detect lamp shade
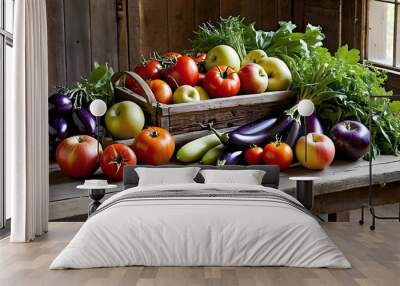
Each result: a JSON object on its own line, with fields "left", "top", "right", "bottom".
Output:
{"left": 89, "top": 99, "right": 107, "bottom": 117}
{"left": 298, "top": 99, "right": 315, "bottom": 117}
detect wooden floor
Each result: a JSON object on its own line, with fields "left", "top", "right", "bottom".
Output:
{"left": 1, "top": 222, "right": 400, "bottom": 286}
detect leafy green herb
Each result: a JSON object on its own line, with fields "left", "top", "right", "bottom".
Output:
{"left": 283, "top": 43, "right": 400, "bottom": 155}
{"left": 328, "top": 47, "right": 399, "bottom": 155}
{"left": 285, "top": 47, "right": 340, "bottom": 120}
{"left": 192, "top": 18, "right": 324, "bottom": 64}
{"left": 287, "top": 44, "right": 399, "bottom": 155}
{"left": 265, "top": 22, "right": 324, "bottom": 61}
{"left": 192, "top": 16, "right": 249, "bottom": 60}
{"left": 61, "top": 63, "right": 114, "bottom": 110}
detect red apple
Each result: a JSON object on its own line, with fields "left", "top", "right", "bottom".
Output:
{"left": 56, "top": 135, "right": 101, "bottom": 178}
{"left": 295, "top": 133, "right": 335, "bottom": 170}
{"left": 238, "top": 63, "right": 268, "bottom": 94}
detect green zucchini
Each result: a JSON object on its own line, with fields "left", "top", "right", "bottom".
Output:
{"left": 200, "top": 144, "right": 225, "bottom": 165}
{"left": 176, "top": 134, "right": 221, "bottom": 163}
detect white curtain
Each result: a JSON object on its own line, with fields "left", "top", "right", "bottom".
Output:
{"left": 7, "top": 0, "right": 49, "bottom": 242}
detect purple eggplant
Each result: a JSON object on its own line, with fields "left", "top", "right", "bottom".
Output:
{"left": 306, "top": 113, "right": 324, "bottom": 134}
{"left": 329, "top": 120, "right": 370, "bottom": 161}
{"left": 72, "top": 108, "right": 96, "bottom": 135}
{"left": 232, "top": 116, "right": 278, "bottom": 135}
{"left": 231, "top": 115, "right": 293, "bottom": 146}
{"left": 228, "top": 132, "right": 273, "bottom": 147}
{"left": 49, "top": 115, "right": 68, "bottom": 141}
{"left": 49, "top": 93, "right": 72, "bottom": 114}
{"left": 218, "top": 150, "right": 243, "bottom": 165}
{"left": 203, "top": 115, "right": 293, "bottom": 148}
{"left": 284, "top": 121, "right": 301, "bottom": 148}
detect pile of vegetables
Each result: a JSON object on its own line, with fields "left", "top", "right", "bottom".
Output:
{"left": 52, "top": 16, "right": 400, "bottom": 181}
{"left": 193, "top": 17, "right": 400, "bottom": 156}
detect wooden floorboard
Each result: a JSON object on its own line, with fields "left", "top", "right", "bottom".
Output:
{"left": 1, "top": 222, "right": 400, "bottom": 286}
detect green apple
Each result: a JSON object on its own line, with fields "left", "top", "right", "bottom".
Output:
{"left": 241, "top": 49, "right": 268, "bottom": 66}
{"left": 173, "top": 85, "right": 201, "bottom": 104}
{"left": 258, "top": 57, "right": 292, "bottom": 91}
{"left": 105, "top": 101, "right": 145, "bottom": 139}
{"left": 194, "top": 86, "right": 209, "bottom": 100}
{"left": 205, "top": 45, "right": 241, "bottom": 72}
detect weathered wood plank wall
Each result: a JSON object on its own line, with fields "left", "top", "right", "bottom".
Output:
{"left": 293, "top": 0, "right": 366, "bottom": 57}
{"left": 46, "top": 0, "right": 292, "bottom": 93}
{"left": 46, "top": 0, "right": 363, "bottom": 93}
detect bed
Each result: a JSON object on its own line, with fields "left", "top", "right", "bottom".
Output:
{"left": 50, "top": 165, "right": 350, "bottom": 269}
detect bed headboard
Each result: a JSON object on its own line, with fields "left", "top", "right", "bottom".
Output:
{"left": 123, "top": 165, "right": 280, "bottom": 189}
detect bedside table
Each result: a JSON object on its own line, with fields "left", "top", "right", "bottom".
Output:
{"left": 289, "top": 177, "right": 320, "bottom": 210}
{"left": 77, "top": 182, "right": 117, "bottom": 216}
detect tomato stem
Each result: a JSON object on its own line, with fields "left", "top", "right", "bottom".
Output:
{"left": 115, "top": 154, "right": 124, "bottom": 165}
{"left": 216, "top": 65, "right": 223, "bottom": 77}
{"left": 149, "top": 130, "right": 160, "bottom": 138}
{"left": 140, "top": 55, "right": 148, "bottom": 66}
{"left": 273, "top": 135, "right": 282, "bottom": 147}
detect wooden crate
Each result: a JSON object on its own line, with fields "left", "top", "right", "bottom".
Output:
{"left": 112, "top": 71, "right": 296, "bottom": 144}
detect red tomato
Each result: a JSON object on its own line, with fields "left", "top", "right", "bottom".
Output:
{"left": 125, "top": 76, "right": 145, "bottom": 96}
{"left": 263, "top": 141, "right": 293, "bottom": 171}
{"left": 134, "top": 59, "right": 162, "bottom": 80}
{"left": 56, "top": 135, "right": 100, "bottom": 178}
{"left": 203, "top": 65, "right": 240, "bottom": 98}
{"left": 100, "top": 144, "right": 137, "bottom": 180}
{"left": 244, "top": 145, "right": 264, "bottom": 165}
{"left": 164, "top": 51, "right": 182, "bottom": 59}
{"left": 149, "top": 79, "right": 173, "bottom": 104}
{"left": 132, "top": 127, "right": 175, "bottom": 165}
{"left": 164, "top": 56, "right": 199, "bottom": 89}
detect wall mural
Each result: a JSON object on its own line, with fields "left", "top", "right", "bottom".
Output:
{"left": 49, "top": 18, "right": 398, "bottom": 213}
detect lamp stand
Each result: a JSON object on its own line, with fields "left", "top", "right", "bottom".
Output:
{"left": 304, "top": 116, "right": 308, "bottom": 162}
{"left": 359, "top": 94, "right": 400, "bottom": 230}
{"left": 96, "top": 116, "right": 101, "bottom": 162}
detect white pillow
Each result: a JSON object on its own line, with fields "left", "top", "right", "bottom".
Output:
{"left": 136, "top": 167, "right": 200, "bottom": 186}
{"left": 200, "top": 169, "right": 266, "bottom": 185}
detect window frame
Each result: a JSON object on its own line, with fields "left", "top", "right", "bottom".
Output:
{"left": 365, "top": 0, "right": 400, "bottom": 71}
{"left": 0, "top": 0, "right": 13, "bottom": 230}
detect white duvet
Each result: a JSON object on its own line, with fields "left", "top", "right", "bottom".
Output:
{"left": 50, "top": 183, "right": 350, "bottom": 269}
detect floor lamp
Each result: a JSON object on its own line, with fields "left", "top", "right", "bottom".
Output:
{"left": 289, "top": 100, "right": 319, "bottom": 211}
{"left": 359, "top": 94, "right": 400, "bottom": 230}
{"left": 89, "top": 99, "right": 107, "bottom": 159}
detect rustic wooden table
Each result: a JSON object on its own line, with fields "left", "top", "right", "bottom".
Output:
{"left": 49, "top": 155, "right": 400, "bottom": 221}
{"left": 281, "top": 155, "right": 400, "bottom": 221}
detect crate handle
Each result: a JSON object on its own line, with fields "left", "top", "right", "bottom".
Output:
{"left": 111, "top": 70, "right": 158, "bottom": 108}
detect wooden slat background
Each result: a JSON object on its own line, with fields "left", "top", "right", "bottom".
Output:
{"left": 46, "top": 0, "right": 363, "bottom": 93}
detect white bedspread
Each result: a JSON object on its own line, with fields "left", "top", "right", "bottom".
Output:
{"left": 50, "top": 183, "right": 350, "bottom": 269}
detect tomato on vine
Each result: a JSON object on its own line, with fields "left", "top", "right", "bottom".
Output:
{"left": 134, "top": 59, "right": 162, "bottom": 80}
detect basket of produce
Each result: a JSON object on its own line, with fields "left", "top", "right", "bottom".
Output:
{"left": 111, "top": 17, "right": 299, "bottom": 144}
{"left": 112, "top": 67, "right": 295, "bottom": 144}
